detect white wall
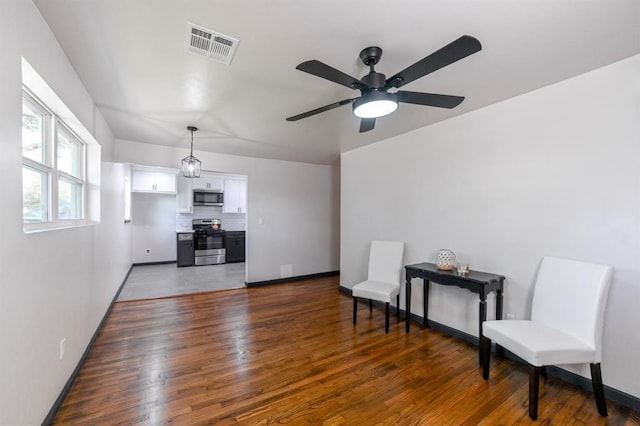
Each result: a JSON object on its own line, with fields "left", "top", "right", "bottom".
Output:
{"left": 341, "top": 54, "right": 640, "bottom": 398}
{"left": 0, "top": 1, "right": 132, "bottom": 424}
{"left": 116, "top": 140, "right": 340, "bottom": 282}
{"left": 132, "top": 193, "right": 179, "bottom": 263}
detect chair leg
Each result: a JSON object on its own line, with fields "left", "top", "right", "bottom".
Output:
{"left": 369, "top": 299, "right": 373, "bottom": 313}
{"left": 481, "top": 337, "right": 491, "bottom": 380}
{"left": 384, "top": 302, "right": 390, "bottom": 333}
{"left": 396, "top": 294, "right": 400, "bottom": 321}
{"left": 590, "top": 363, "right": 608, "bottom": 417}
{"left": 529, "top": 365, "right": 541, "bottom": 420}
{"left": 353, "top": 297, "right": 357, "bottom": 325}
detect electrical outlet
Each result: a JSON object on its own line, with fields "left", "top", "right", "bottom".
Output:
{"left": 280, "top": 264, "right": 293, "bottom": 278}
{"left": 506, "top": 313, "right": 516, "bottom": 320}
{"left": 59, "top": 338, "right": 66, "bottom": 361}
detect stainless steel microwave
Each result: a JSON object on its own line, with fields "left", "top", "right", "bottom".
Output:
{"left": 193, "top": 190, "right": 224, "bottom": 206}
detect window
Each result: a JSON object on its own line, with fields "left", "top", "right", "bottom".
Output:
{"left": 22, "top": 90, "right": 86, "bottom": 227}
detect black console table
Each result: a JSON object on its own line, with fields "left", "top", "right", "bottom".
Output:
{"left": 404, "top": 262, "right": 505, "bottom": 365}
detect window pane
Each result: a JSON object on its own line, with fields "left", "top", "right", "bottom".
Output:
{"left": 57, "top": 127, "right": 82, "bottom": 178}
{"left": 22, "top": 99, "right": 46, "bottom": 163}
{"left": 58, "top": 178, "right": 83, "bottom": 220}
{"left": 23, "top": 166, "right": 48, "bottom": 222}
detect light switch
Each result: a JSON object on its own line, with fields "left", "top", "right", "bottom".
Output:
{"left": 59, "top": 338, "right": 66, "bottom": 361}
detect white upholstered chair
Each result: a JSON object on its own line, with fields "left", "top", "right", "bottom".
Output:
{"left": 352, "top": 240, "right": 405, "bottom": 333}
{"left": 481, "top": 256, "right": 613, "bottom": 420}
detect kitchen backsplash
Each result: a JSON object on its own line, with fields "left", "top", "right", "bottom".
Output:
{"left": 176, "top": 205, "right": 246, "bottom": 231}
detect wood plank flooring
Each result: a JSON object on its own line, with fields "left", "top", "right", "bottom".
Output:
{"left": 53, "top": 276, "right": 639, "bottom": 425}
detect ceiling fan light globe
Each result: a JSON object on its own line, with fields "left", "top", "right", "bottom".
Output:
{"left": 353, "top": 99, "right": 398, "bottom": 118}
{"left": 353, "top": 92, "right": 398, "bottom": 119}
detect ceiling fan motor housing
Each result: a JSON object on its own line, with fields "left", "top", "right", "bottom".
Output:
{"left": 361, "top": 72, "right": 386, "bottom": 89}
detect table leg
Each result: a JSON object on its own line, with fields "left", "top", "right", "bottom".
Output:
{"left": 479, "top": 295, "right": 487, "bottom": 366}
{"left": 405, "top": 276, "right": 412, "bottom": 332}
{"left": 423, "top": 279, "right": 430, "bottom": 328}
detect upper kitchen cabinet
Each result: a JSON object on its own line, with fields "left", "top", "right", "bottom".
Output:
{"left": 192, "top": 173, "right": 223, "bottom": 191}
{"left": 132, "top": 167, "right": 176, "bottom": 193}
{"left": 222, "top": 179, "right": 247, "bottom": 213}
{"left": 176, "top": 174, "right": 194, "bottom": 214}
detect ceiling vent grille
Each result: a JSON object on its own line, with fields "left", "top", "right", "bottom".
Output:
{"left": 185, "top": 22, "right": 239, "bottom": 65}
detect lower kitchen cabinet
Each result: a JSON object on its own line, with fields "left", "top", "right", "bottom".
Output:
{"left": 225, "top": 231, "right": 245, "bottom": 263}
{"left": 176, "top": 232, "right": 195, "bottom": 267}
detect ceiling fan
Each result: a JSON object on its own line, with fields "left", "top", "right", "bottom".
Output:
{"left": 286, "top": 35, "right": 482, "bottom": 133}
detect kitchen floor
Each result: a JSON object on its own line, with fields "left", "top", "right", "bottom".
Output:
{"left": 117, "top": 262, "right": 246, "bottom": 301}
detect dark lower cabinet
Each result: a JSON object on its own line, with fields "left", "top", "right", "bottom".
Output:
{"left": 177, "top": 233, "right": 195, "bottom": 267}
{"left": 225, "top": 231, "right": 245, "bottom": 263}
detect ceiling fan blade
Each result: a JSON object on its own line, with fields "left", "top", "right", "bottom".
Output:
{"left": 396, "top": 91, "right": 465, "bottom": 109}
{"left": 385, "top": 35, "right": 481, "bottom": 89}
{"left": 296, "top": 60, "right": 366, "bottom": 90}
{"left": 359, "top": 118, "right": 376, "bottom": 133}
{"left": 286, "top": 98, "right": 357, "bottom": 121}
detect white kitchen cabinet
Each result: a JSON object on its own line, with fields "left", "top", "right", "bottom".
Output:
{"left": 192, "top": 174, "right": 223, "bottom": 191}
{"left": 132, "top": 168, "right": 176, "bottom": 193}
{"left": 222, "top": 179, "right": 247, "bottom": 213}
{"left": 176, "top": 174, "right": 194, "bottom": 213}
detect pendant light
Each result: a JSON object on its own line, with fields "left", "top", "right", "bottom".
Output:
{"left": 182, "top": 126, "right": 201, "bottom": 178}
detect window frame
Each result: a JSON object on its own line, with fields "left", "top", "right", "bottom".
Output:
{"left": 22, "top": 88, "right": 88, "bottom": 231}
{"left": 22, "top": 163, "right": 50, "bottom": 223}
{"left": 21, "top": 91, "right": 51, "bottom": 165}
{"left": 55, "top": 119, "right": 86, "bottom": 221}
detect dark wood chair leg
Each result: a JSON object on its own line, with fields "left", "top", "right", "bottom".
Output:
{"left": 384, "top": 302, "right": 390, "bottom": 333}
{"left": 481, "top": 337, "right": 491, "bottom": 380}
{"left": 590, "top": 363, "right": 608, "bottom": 416}
{"left": 353, "top": 297, "right": 357, "bottom": 325}
{"left": 529, "top": 365, "right": 541, "bottom": 420}
{"left": 396, "top": 294, "right": 400, "bottom": 321}
{"left": 369, "top": 299, "right": 373, "bottom": 313}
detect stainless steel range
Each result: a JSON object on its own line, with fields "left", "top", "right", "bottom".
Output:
{"left": 192, "top": 219, "right": 226, "bottom": 266}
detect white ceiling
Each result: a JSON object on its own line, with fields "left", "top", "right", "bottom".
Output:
{"left": 34, "top": 0, "right": 640, "bottom": 165}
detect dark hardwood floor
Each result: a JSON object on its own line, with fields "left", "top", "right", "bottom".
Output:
{"left": 53, "top": 276, "right": 639, "bottom": 424}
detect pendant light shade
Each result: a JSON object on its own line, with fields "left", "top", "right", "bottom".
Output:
{"left": 182, "top": 126, "right": 201, "bottom": 178}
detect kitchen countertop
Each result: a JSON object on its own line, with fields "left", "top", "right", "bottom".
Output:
{"left": 176, "top": 229, "right": 245, "bottom": 233}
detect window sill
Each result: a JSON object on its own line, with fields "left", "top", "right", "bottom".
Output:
{"left": 23, "top": 220, "right": 98, "bottom": 234}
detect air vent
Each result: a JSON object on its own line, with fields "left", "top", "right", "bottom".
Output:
{"left": 185, "top": 22, "right": 239, "bottom": 65}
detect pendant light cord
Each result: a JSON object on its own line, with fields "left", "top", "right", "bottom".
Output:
{"left": 187, "top": 125, "right": 198, "bottom": 156}
{"left": 190, "top": 128, "right": 194, "bottom": 156}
